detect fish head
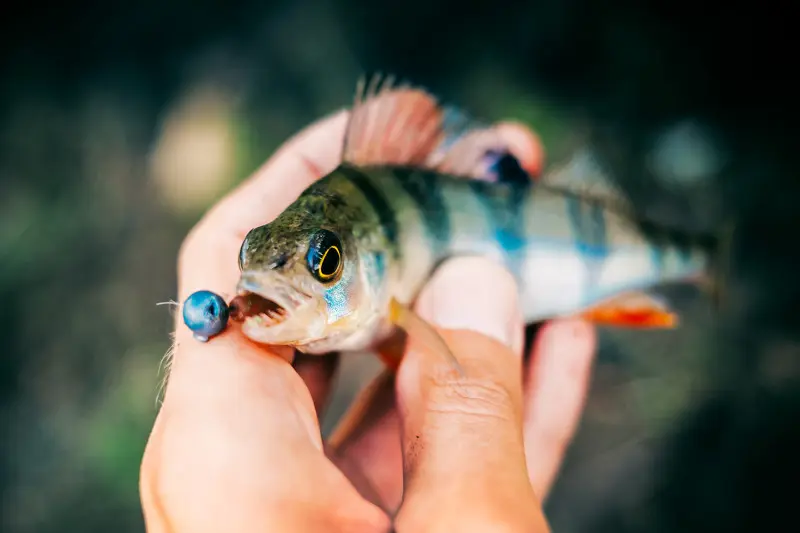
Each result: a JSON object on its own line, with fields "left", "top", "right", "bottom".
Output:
{"left": 233, "top": 190, "right": 389, "bottom": 353}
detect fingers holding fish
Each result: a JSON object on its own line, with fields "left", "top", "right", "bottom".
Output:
{"left": 139, "top": 332, "right": 390, "bottom": 532}
{"left": 140, "top": 68, "right": 725, "bottom": 533}
{"left": 495, "top": 121, "right": 546, "bottom": 177}
{"left": 523, "top": 318, "right": 596, "bottom": 499}
{"left": 314, "top": 300, "right": 596, "bottom": 521}
{"left": 393, "top": 258, "right": 548, "bottom": 532}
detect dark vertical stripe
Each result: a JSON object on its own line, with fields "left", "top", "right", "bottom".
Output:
{"left": 588, "top": 203, "right": 610, "bottom": 298}
{"left": 565, "top": 195, "right": 610, "bottom": 300}
{"left": 590, "top": 203, "right": 608, "bottom": 255}
{"left": 390, "top": 168, "right": 451, "bottom": 248}
{"left": 467, "top": 179, "right": 530, "bottom": 279}
{"left": 640, "top": 220, "right": 694, "bottom": 268}
{"left": 565, "top": 196, "right": 609, "bottom": 258}
{"left": 338, "top": 165, "right": 400, "bottom": 257}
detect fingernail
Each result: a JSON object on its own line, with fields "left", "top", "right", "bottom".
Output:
{"left": 416, "top": 257, "right": 520, "bottom": 349}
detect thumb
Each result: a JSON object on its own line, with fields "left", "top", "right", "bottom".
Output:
{"left": 394, "top": 257, "right": 548, "bottom": 532}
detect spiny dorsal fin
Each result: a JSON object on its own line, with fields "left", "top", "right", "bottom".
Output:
{"left": 540, "top": 149, "right": 632, "bottom": 212}
{"left": 341, "top": 73, "right": 529, "bottom": 183}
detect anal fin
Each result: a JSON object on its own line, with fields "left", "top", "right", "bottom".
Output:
{"left": 577, "top": 291, "right": 679, "bottom": 329}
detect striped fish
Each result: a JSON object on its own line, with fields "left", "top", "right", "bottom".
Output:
{"left": 230, "top": 75, "right": 722, "bottom": 361}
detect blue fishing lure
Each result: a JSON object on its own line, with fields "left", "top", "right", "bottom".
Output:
{"left": 182, "top": 290, "right": 230, "bottom": 342}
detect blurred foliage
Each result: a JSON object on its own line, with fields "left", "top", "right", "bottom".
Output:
{"left": 1, "top": 1, "right": 798, "bottom": 532}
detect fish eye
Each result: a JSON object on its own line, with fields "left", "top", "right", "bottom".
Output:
{"left": 306, "top": 229, "right": 343, "bottom": 282}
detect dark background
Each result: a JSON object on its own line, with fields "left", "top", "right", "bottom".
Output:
{"left": 2, "top": 1, "right": 798, "bottom": 531}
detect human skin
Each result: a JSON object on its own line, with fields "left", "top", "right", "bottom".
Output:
{"left": 139, "top": 109, "right": 597, "bottom": 532}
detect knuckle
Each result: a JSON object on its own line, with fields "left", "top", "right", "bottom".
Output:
{"left": 426, "top": 376, "right": 517, "bottom": 421}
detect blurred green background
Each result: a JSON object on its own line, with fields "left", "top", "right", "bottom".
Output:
{"left": 2, "top": 1, "right": 798, "bottom": 532}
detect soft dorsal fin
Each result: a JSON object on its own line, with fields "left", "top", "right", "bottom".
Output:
{"left": 341, "top": 73, "right": 530, "bottom": 183}
{"left": 540, "top": 149, "right": 632, "bottom": 211}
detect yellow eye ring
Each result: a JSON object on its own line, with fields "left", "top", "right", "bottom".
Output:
{"left": 316, "top": 245, "right": 342, "bottom": 280}
{"left": 306, "top": 229, "right": 344, "bottom": 282}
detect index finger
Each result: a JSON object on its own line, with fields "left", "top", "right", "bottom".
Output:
{"left": 394, "top": 258, "right": 549, "bottom": 532}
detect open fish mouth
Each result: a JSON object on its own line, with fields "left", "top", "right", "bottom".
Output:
{"left": 229, "top": 292, "right": 289, "bottom": 328}
{"left": 231, "top": 270, "right": 318, "bottom": 338}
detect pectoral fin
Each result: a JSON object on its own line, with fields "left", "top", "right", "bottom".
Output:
{"left": 577, "top": 291, "right": 679, "bottom": 328}
{"left": 388, "top": 297, "right": 465, "bottom": 375}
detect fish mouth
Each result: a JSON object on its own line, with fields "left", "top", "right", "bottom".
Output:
{"left": 229, "top": 292, "right": 289, "bottom": 328}
{"left": 232, "top": 271, "right": 323, "bottom": 344}
{"left": 232, "top": 271, "right": 308, "bottom": 325}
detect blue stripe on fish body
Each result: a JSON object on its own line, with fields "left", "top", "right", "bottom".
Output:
{"left": 565, "top": 196, "right": 611, "bottom": 259}
{"left": 495, "top": 226, "right": 527, "bottom": 256}
{"left": 588, "top": 203, "right": 609, "bottom": 260}
{"left": 368, "top": 251, "right": 386, "bottom": 287}
{"left": 465, "top": 179, "right": 529, "bottom": 278}
{"left": 564, "top": 196, "right": 613, "bottom": 303}
{"left": 500, "top": 191, "right": 529, "bottom": 257}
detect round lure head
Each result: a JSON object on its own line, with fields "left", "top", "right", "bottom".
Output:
{"left": 182, "top": 290, "right": 230, "bottom": 342}
{"left": 233, "top": 192, "right": 389, "bottom": 354}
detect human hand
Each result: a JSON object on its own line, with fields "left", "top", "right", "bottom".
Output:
{"left": 139, "top": 109, "right": 597, "bottom": 532}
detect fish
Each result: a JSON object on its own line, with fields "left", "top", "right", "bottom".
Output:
{"left": 229, "top": 74, "right": 726, "bottom": 366}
